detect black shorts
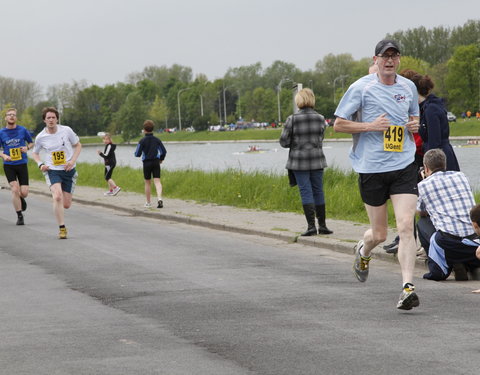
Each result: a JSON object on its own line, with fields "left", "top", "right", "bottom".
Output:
{"left": 3, "top": 163, "right": 29, "bottom": 185}
{"left": 104, "top": 164, "right": 116, "bottom": 180}
{"left": 143, "top": 159, "right": 161, "bottom": 180}
{"left": 358, "top": 162, "right": 418, "bottom": 207}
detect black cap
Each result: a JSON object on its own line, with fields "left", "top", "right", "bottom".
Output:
{"left": 375, "top": 40, "right": 400, "bottom": 55}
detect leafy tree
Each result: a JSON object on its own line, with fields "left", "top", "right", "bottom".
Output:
{"left": 18, "top": 111, "right": 35, "bottom": 131}
{"left": 398, "top": 56, "right": 431, "bottom": 74}
{"left": 136, "top": 79, "right": 159, "bottom": 104}
{"left": 224, "top": 62, "right": 264, "bottom": 93}
{"left": 0, "top": 76, "right": 42, "bottom": 113}
{"left": 114, "top": 91, "right": 147, "bottom": 142}
{"left": 445, "top": 44, "right": 480, "bottom": 113}
{"left": 387, "top": 20, "right": 480, "bottom": 65}
{"left": 149, "top": 95, "right": 169, "bottom": 129}
{"left": 315, "top": 53, "right": 355, "bottom": 85}
{"left": 242, "top": 87, "right": 276, "bottom": 122}
{"left": 263, "top": 60, "right": 301, "bottom": 90}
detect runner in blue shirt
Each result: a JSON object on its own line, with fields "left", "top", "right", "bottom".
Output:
{"left": 0, "top": 108, "right": 34, "bottom": 225}
{"left": 334, "top": 40, "right": 421, "bottom": 310}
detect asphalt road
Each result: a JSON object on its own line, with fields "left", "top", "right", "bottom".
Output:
{"left": 1, "top": 189, "right": 479, "bottom": 375}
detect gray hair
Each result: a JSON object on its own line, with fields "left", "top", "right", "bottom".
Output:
{"left": 423, "top": 149, "right": 446, "bottom": 172}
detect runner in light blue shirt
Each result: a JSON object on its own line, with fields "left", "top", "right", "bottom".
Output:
{"left": 335, "top": 73, "right": 419, "bottom": 173}
{"left": 334, "top": 39, "right": 421, "bottom": 311}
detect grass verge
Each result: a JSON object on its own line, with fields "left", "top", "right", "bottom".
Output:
{"left": 5, "top": 161, "right": 477, "bottom": 227}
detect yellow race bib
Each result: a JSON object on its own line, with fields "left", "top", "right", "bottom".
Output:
{"left": 383, "top": 125, "right": 405, "bottom": 152}
{"left": 9, "top": 147, "right": 22, "bottom": 161}
{"left": 51, "top": 151, "right": 66, "bottom": 166}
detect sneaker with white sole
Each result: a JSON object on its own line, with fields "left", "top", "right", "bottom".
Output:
{"left": 58, "top": 227, "right": 67, "bottom": 239}
{"left": 104, "top": 191, "right": 113, "bottom": 196}
{"left": 112, "top": 186, "right": 121, "bottom": 196}
{"left": 397, "top": 284, "right": 420, "bottom": 310}
{"left": 353, "top": 240, "right": 370, "bottom": 282}
{"left": 144, "top": 202, "right": 152, "bottom": 208}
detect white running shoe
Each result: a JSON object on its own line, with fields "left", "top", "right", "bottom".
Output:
{"left": 144, "top": 202, "right": 152, "bottom": 208}
{"left": 104, "top": 191, "right": 113, "bottom": 196}
{"left": 112, "top": 186, "right": 121, "bottom": 196}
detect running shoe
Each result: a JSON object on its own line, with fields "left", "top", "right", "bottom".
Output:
{"left": 104, "top": 190, "right": 113, "bottom": 196}
{"left": 59, "top": 227, "right": 67, "bottom": 239}
{"left": 20, "top": 196, "right": 27, "bottom": 211}
{"left": 144, "top": 202, "right": 152, "bottom": 208}
{"left": 397, "top": 284, "right": 420, "bottom": 310}
{"left": 383, "top": 238, "right": 399, "bottom": 253}
{"left": 16, "top": 216, "right": 24, "bottom": 225}
{"left": 353, "top": 240, "right": 370, "bottom": 282}
{"left": 157, "top": 199, "right": 163, "bottom": 208}
{"left": 112, "top": 186, "right": 121, "bottom": 196}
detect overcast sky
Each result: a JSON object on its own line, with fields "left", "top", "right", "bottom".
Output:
{"left": 2, "top": 0, "right": 478, "bottom": 90}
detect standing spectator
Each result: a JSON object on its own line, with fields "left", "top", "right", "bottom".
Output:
{"left": 461, "top": 112, "right": 466, "bottom": 121}
{"left": 280, "top": 88, "right": 333, "bottom": 236}
{"left": 32, "top": 107, "right": 82, "bottom": 239}
{"left": 476, "top": 111, "right": 480, "bottom": 121}
{"left": 466, "top": 110, "right": 472, "bottom": 119}
{"left": 402, "top": 71, "right": 460, "bottom": 171}
{"left": 134, "top": 120, "right": 167, "bottom": 208}
{"left": 0, "top": 108, "right": 34, "bottom": 225}
{"left": 97, "top": 133, "right": 121, "bottom": 196}
{"left": 334, "top": 39, "right": 421, "bottom": 310}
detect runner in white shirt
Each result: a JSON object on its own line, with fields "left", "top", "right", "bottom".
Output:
{"left": 32, "top": 107, "right": 82, "bottom": 239}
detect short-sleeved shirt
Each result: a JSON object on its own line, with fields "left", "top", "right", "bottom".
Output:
{"left": 334, "top": 73, "right": 419, "bottom": 173}
{"left": 0, "top": 125, "right": 33, "bottom": 165}
{"left": 417, "top": 171, "right": 475, "bottom": 237}
{"left": 33, "top": 125, "right": 80, "bottom": 170}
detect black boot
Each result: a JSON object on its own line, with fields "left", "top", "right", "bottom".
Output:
{"left": 301, "top": 204, "right": 317, "bottom": 236}
{"left": 315, "top": 204, "right": 333, "bottom": 235}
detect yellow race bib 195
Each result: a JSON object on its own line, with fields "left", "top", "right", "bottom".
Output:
{"left": 383, "top": 125, "right": 404, "bottom": 152}
{"left": 51, "top": 151, "right": 66, "bottom": 166}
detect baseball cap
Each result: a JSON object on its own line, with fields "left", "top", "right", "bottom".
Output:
{"left": 375, "top": 40, "right": 400, "bottom": 56}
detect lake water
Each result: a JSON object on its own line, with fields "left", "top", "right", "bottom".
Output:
{"left": 79, "top": 140, "right": 479, "bottom": 189}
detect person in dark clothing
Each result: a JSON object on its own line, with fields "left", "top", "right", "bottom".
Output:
{"left": 97, "top": 133, "right": 121, "bottom": 196}
{"left": 404, "top": 70, "right": 460, "bottom": 171}
{"left": 134, "top": 120, "right": 167, "bottom": 208}
{"left": 279, "top": 88, "right": 332, "bottom": 236}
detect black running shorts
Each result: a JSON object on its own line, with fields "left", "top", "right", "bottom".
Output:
{"left": 358, "top": 162, "right": 418, "bottom": 207}
{"left": 142, "top": 159, "right": 161, "bottom": 180}
{"left": 3, "top": 163, "right": 29, "bottom": 185}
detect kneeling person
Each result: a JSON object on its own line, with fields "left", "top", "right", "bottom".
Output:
{"left": 417, "top": 149, "right": 480, "bottom": 280}
{"left": 32, "top": 107, "right": 82, "bottom": 239}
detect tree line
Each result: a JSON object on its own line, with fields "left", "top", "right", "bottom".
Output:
{"left": 1, "top": 20, "right": 479, "bottom": 141}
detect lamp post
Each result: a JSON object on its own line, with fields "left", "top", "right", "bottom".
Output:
{"left": 236, "top": 89, "right": 242, "bottom": 120}
{"left": 199, "top": 81, "right": 208, "bottom": 117}
{"left": 277, "top": 78, "right": 291, "bottom": 124}
{"left": 333, "top": 75, "right": 348, "bottom": 104}
{"left": 223, "top": 84, "right": 228, "bottom": 125}
{"left": 177, "top": 87, "right": 191, "bottom": 131}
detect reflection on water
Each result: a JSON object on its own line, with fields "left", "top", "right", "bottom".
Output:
{"left": 79, "top": 140, "right": 479, "bottom": 189}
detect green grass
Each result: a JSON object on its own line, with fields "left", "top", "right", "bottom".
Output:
{"left": 449, "top": 119, "right": 480, "bottom": 137}
{"left": 7, "top": 161, "right": 479, "bottom": 227}
{"left": 23, "top": 161, "right": 370, "bottom": 222}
